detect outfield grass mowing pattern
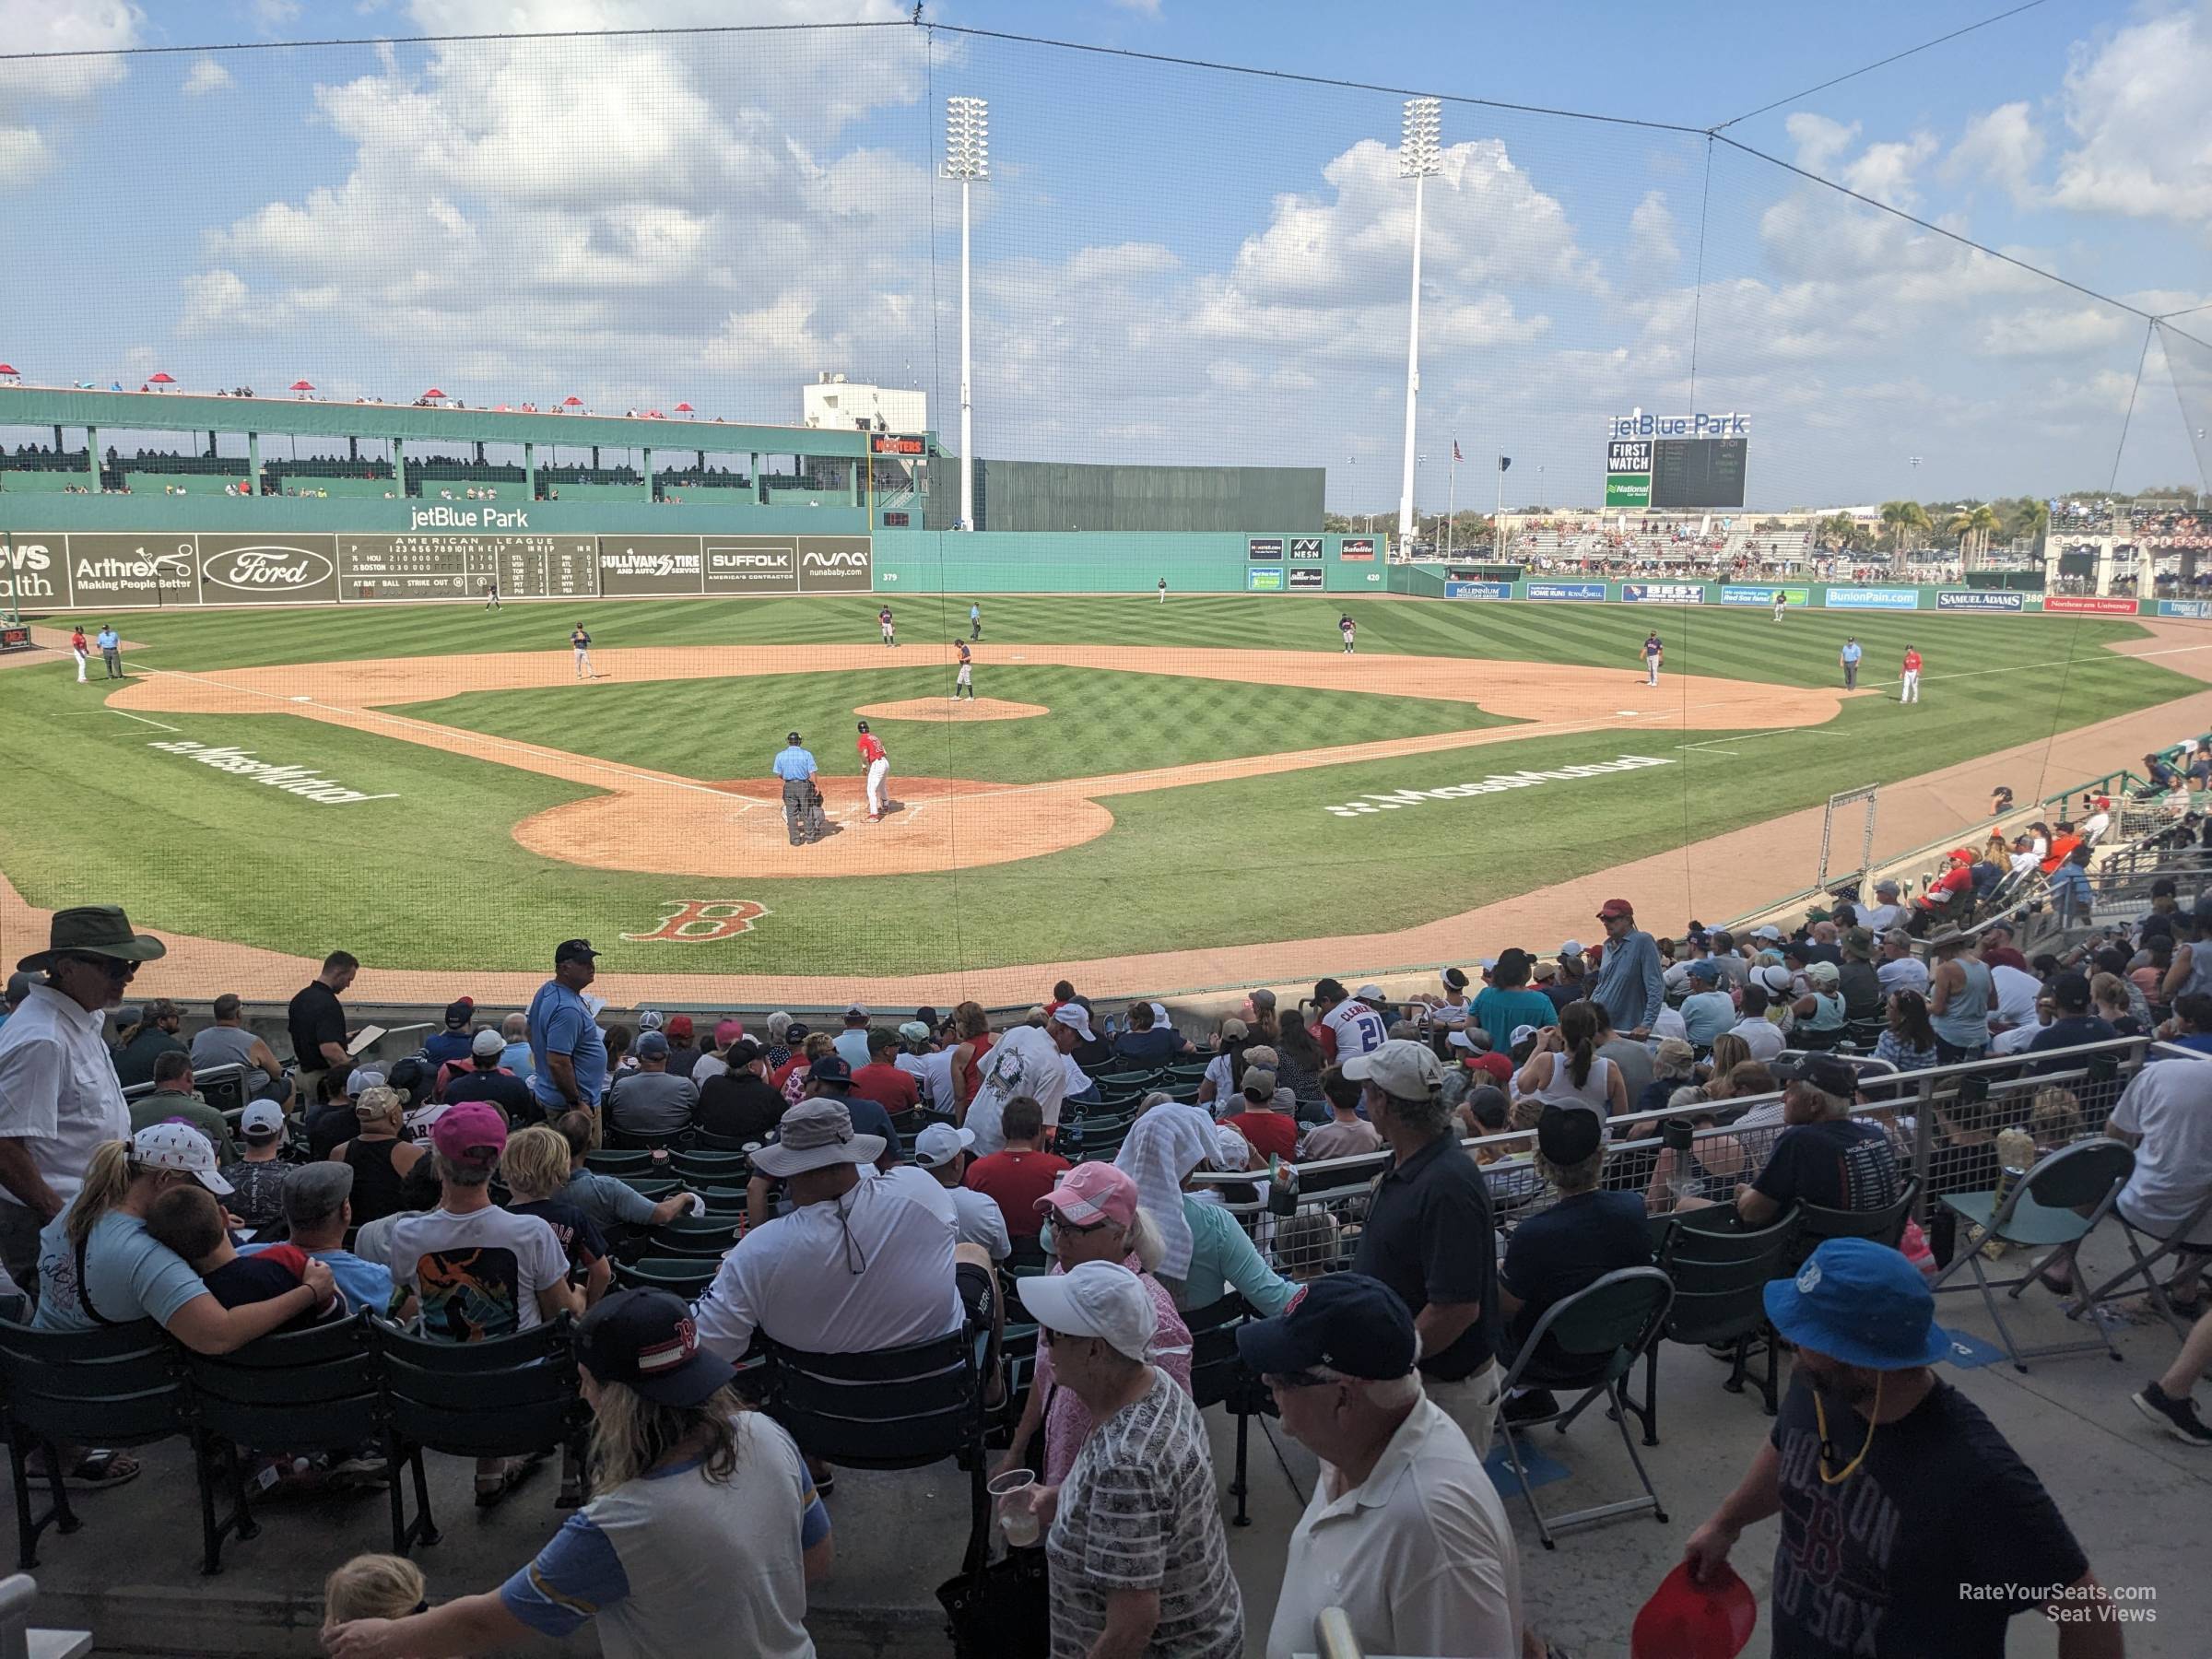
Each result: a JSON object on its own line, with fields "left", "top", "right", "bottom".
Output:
{"left": 3, "top": 595, "right": 2200, "bottom": 977}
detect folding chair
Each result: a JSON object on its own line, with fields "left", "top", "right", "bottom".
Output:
{"left": 1494, "top": 1266, "right": 1675, "bottom": 1549}
{"left": 1783, "top": 1178, "right": 1920, "bottom": 1275}
{"left": 376, "top": 1317, "right": 586, "bottom": 1554}
{"left": 1182, "top": 1295, "right": 1271, "bottom": 1526}
{"left": 0, "top": 1318, "right": 185, "bottom": 1570}
{"left": 1635, "top": 1208, "right": 1800, "bottom": 1442}
{"left": 181, "top": 1312, "right": 383, "bottom": 1573}
{"left": 2065, "top": 1186, "right": 2212, "bottom": 1340}
{"left": 764, "top": 1331, "right": 990, "bottom": 1575}
{"left": 1930, "top": 1139, "right": 2136, "bottom": 1370}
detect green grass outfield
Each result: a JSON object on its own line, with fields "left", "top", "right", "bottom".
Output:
{"left": 6, "top": 594, "right": 2199, "bottom": 978}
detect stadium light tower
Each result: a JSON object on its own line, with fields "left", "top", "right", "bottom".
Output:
{"left": 945, "top": 96, "right": 989, "bottom": 531}
{"left": 1397, "top": 97, "right": 1441, "bottom": 544}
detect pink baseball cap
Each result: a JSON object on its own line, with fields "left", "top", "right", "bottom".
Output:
{"left": 429, "top": 1102, "right": 508, "bottom": 1167}
{"left": 1035, "top": 1160, "right": 1139, "bottom": 1229}
{"left": 713, "top": 1018, "right": 746, "bottom": 1047}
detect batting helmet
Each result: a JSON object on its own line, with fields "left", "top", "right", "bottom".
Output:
{"left": 857, "top": 720, "right": 870, "bottom": 734}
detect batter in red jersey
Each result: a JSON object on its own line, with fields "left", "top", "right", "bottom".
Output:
{"left": 857, "top": 720, "right": 891, "bottom": 820}
{"left": 1900, "top": 644, "right": 1922, "bottom": 705}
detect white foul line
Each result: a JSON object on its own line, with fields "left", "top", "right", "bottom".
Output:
{"left": 1862, "top": 638, "right": 2212, "bottom": 691}
{"left": 122, "top": 663, "right": 772, "bottom": 806}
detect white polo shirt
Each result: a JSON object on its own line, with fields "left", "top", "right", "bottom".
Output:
{"left": 1264, "top": 1395, "right": 1524, "bottom": 1659}
{"left": 2112, "top": 1062, "right": 2212, "bottom": 1246}
{"left": 0, "top": 984, "right": 132, "bottom": 1212}
{"left": 1727, "top": 1017, "right": 1787, "bottom": 1062}
{"left": 897, "top": 1047, "right": 957, "bottom": 1110}
{"left": 692, "top": 1175, "right": 963, "bottom": 1360}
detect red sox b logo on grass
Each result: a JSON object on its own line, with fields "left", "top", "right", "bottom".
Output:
{"left": 620, "top": 900, "right": 771, "bottom": 943}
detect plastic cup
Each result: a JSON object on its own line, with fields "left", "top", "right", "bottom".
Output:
{"left": 989, "top": 1468, "right": 1040, "bottom": 1547}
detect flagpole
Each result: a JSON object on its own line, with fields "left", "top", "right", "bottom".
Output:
{"left": 1446, "top": 441, "right": 1456, "bottom": 562}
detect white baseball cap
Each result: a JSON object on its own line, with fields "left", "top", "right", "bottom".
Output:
{"left": 1049, "top": 1003, "right": 1096, "bottom": 1041}
{"left": 346, "top": 1067, "right": 385, "bottom": 1096}
{"left": 1751, "top": 924, "right": 1784, "bottom": 942}
{"left": 471, "top": 1028, "right": 506, "bottom": 1059}
{"left": 1018, "top": 1260, "right": 1159, "bottom": 1363}
{"left": 132, "top": 1122, "right": 233, "bottom": 1194}
{"left": 1355, "top": 983, "right": 1386, "bottom": 1002}
{"left": 912, "top": 1123, "right": 976, "bottom": 1170}
{"left": 1341, "top": 1038, "right": 1442, "bottom": 1100}
{"left": 1559, "top": 939, "right": 1586, "bottom": 958}
{"left": 239, "top": 1101, "right": 286, "bottom": 1143}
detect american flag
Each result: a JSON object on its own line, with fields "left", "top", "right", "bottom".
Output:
{"left": 1452, "top": 440, "right": 1463, "bottom": 463}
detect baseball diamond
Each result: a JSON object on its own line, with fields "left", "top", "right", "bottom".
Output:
{"left": 5, "top": 592, "right": 2206, "bottom": 1002}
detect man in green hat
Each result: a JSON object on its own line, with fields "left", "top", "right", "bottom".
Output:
{"left": 0, "top": 907, "right": 167, "bottom": 1293}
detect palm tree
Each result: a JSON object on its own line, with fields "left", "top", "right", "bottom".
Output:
{"left": 1878, "top": 500, "right": 1929, "bottom": 554}
{"left": 1947, "top": 503, "right": 2000, "bottom": 564}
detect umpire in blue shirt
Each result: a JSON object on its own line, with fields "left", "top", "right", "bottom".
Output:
{"left": 773, "top": 733, "right": 822, "bottom": 846}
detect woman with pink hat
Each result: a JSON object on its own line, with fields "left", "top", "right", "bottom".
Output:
{"left": 992, "top": 1161, "right": 1193, "bottom": 1486}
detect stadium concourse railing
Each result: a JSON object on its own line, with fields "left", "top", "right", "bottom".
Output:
{"left": 1184, "top": 1033, "right": 2178, "bottom": 1283}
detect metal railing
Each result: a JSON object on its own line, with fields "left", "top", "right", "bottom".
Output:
{"left": 1182, "top": 1034, "right": 2176, "bottom": 1283}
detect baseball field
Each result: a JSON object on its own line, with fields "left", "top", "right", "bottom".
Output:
{"left": 4, "top": 593, "right": 2202, "bottom": 1000}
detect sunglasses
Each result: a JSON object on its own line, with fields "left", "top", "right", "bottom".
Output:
{"left": 61, "top": 954, "right": 135, "bottom": 981}
{"left": 1264, "top": 1371, "right": 1335, "bottom": 1393}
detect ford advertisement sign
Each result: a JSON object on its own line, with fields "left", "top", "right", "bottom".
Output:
{"left": 1824, "top": 586, "right": 1921, "bottom": 611}
{"left": 1526, "top": 581, "right": 1606, "bottom": 602}
{"left": 1935, "top": 589, "right": 2023, "bottom": 612}
{"left": 1444, "top": 582, "right": 1514, "bottom": 601}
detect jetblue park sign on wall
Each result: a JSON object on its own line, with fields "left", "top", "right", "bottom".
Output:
{"left": 1607, "top": 411, "right": 1751, "bottom": 439}
{"left": 0, "top": 532, "right": 870, "bottom": 606}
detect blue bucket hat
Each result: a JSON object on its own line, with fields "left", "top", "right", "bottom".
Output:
{"left": 1763, "top": 1239, "right": 1951, "bottom": 1370}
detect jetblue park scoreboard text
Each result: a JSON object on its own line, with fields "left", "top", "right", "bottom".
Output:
{"left": 1605, "top": 411, "right": 1749, "bottom": 511}
{"left": 0, "top": 531, "right": 874, "bottom": 608}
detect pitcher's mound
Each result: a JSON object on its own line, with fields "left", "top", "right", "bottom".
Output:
{"left": 853, "top": 696, "right": 1048, "bottom": 723}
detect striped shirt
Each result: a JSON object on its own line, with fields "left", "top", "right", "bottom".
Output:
{"left": 1045, "top": 1371, "right": 1242, "bottom": 1658}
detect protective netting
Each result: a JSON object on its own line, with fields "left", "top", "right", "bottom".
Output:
{"left": 0, "top": 18, "right": 2206, "bottom": 997}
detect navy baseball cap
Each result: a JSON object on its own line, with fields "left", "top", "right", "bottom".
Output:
{"left": 1236, "top": 1273, "right": 1417, "bottom": 1381}
{"left": 1764, "top": 1240, "right": 1951, "bottom": 1371}
{"left": 554, "top": 938, "right": 598, "bottom": 964}
{"left": 574, "top": 1288, "right": 735, "bottom": 1406}
{"left": 807, "top": 1054, "right": 853, "bottom": 1086}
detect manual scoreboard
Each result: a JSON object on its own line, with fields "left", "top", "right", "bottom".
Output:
{"left": 1603, "top": 412, "right": 1749, "bottom": 511}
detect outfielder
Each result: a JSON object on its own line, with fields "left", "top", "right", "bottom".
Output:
{"left": 1772, "top": 592, "right": 1787, "bottom": 622}
{"left": 69, "top": 626, "right": 88, "bottom": 683}
{"left": 1642, "top": 629, "right": 1663, "bottom": 688}
{"left": 1900, "top": 644, "right": 1922, "bottom": 704}
{"left": 772, "top": 732, "right": 826, "bottom": 846}
{"left": 1338, "top": 613, "right": 1356, "bottom": 653}
{"left": 857, "top": 720, "right": 891, "bottom": 820}
{"left": 969, "top": 601, "right": 982, "bottom": 641}
{"left": 954, "top": 639, "right": 975, "bottom": 700}
{"left": 484, "top": 577, "right": 500, "bottom": 612}
{"left": 1158, "top": 576, "right": 1168, "bottom": 604}
{"left": 571, "top": 624, "right": 593, "bottom": 679}
{"left": 878, "top": 604, "right": 897, "bottom": 647}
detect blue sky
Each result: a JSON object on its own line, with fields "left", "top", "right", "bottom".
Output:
{"left": 3, "top": 0, "right": 2207, "bottom": 510}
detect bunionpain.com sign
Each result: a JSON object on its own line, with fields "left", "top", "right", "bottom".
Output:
{"left": 1825, "top": 587, "right": 1921, "bottom": 611}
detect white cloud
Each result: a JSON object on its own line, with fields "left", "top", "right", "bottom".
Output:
{"left": 1785, "top": 113, "right": 1859, "bottom": 174}
{"left": 1944, "top": 101, "right": 2044, "bottom": 207}
{"left": 1970, "top": 304, "right": 2133, "bottom": 358}
{"left": 182, "top": 57, "right": 234, "bottom": 98}
{"left": 0, "top": 124, "right": 48, "bottom": 187}
{"left": 0, "top": 0, "right": 139, "bottom": 187}
{"left": 179, "top": 268, "right": 250, "bottom": 335}
{"left": 1839, "top": 134, "right": 1937, "bottom": 209}
{"left": 1628, "top": 190, "right": 1678, "bottom": 269}
{"left": 2049, "top": 4, "right": 2212, "bottom": 224}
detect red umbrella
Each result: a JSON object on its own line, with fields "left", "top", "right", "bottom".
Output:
{"left": 421, "top": 387, "right": 446, "bottom": 401}
{"left": 675, "top": 402, "right": 694, "bottom": 416}
{"left": 148, "top": 371, "right": 175, "bottom": 386}
{"left": 289, "top": 379, "right": 314, "bottom": 392}
{"left": 0, "top": 364, "right": 18, "bottom": 379}
{"left": 561, "top": 395, "right": 583, "bottom": 407}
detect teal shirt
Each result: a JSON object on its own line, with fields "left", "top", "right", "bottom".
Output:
{"left": 1470, "top": 986, "right": 1559, "bottom": 1054}
{"left": 1160, "top": 1195, "right": 1296, "bottom": 1316}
